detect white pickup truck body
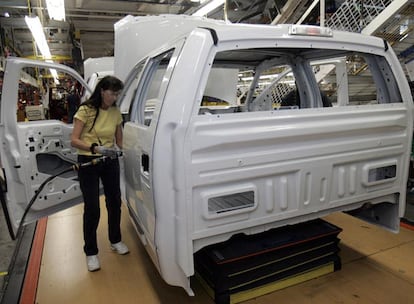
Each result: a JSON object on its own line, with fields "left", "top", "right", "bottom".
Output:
{"left": 0, "top": 15, "right": 412, "bottom": 296}
{"left": 82, "top": 56, "right": 114, "bottom": 101}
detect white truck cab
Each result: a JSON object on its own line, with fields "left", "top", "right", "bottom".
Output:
{"left": 0, "top": 15, "right": 412, "bottom": 296}
{"left": 82, "top": 56, "right": 114, "bottom": 101}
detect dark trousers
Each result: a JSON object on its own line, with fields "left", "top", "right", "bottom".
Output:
{"left": 78, "top": 155, "right": 122, "bottom": 256}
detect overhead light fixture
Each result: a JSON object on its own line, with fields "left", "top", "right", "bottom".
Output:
{"left": 192, "top": 0, "right": 224, "bottom": 17}
{"left": 46, "top": 0, "right": 65, "bottom": 21}
{"left": 25, "top": 16, "right": 59, "bottom": 83}
{"left": 25, "top": 16, "right": 52, "bottom": 60}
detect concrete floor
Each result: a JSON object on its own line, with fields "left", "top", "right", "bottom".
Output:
{"left": 32, "top": 204, "right": 414, "bottom": 303}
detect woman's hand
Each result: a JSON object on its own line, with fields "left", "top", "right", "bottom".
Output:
{"left": 95, "top": 146, "right": 121, "bottom": 158}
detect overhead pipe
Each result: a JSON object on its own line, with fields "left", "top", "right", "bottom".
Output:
{"left": 320, "top": 0, "right": 325, "bottom": 27}
{"left": 224, "top": 0, "right": 228, "bottom": 22}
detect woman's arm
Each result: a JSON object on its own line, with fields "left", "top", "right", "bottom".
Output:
{"left": 71, "top": 118, "right": 91, "bottom": 152}
{"left": 115, "top": 123, "right": 123, "bottom": 149}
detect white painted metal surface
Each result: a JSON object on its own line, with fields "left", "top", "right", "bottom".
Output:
{"left": 0, "top": 58, "right": 91, "bottom": 236}
{"left": 115, "top": 15, "right": 413, "bottom": 295}
{"left": 83, "top": 56, "right": 114, "bottom": 83}
{"left": 81, "top": 56, "right": 114, "bottom": 101}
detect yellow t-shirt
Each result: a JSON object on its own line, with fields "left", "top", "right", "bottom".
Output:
{"left": 74, "top": 104, "right": 122, "bottom": 156}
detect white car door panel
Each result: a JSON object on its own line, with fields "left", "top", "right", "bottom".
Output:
{"left": 0, "top": 57, "right": 91, "bottom": 238}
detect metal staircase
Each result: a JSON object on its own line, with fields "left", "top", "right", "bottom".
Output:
{"left": 324, "top": 0, "right": 414, "bottom": 96}
{"left": 272, "top": 0, "right": 414, "bottom": 64}
{"left": 325, "top": 0, "right": 392, "bottom": 33}
{"left": 324, "top": 0, "right": 414, "bottom": 76}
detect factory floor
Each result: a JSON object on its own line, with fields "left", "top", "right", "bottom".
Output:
{"left": 2, "top": 197, "right": 414, "bottom": 304}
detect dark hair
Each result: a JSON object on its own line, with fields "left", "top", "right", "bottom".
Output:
{"left": 81, "top": 75, "right": 124, "bottom": 131}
